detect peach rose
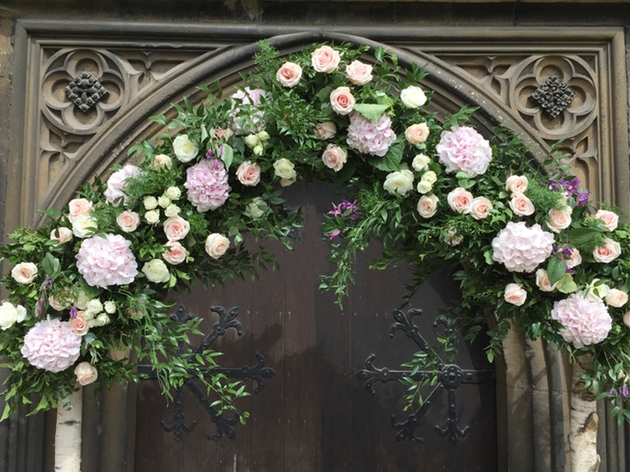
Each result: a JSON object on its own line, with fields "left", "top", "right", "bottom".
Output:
{"left": 153, "top": 154, "right": 172, "bottom": 169}
{"left": 11, "top": 262, "right": 38, "bottom": 284}
{"left": 566, "top": 248, "right": 582, "bottom": 268}
{"left": 276, "top": 62, "right": 302, "bottom": 87}
{"left": 447, "top": 188, "right": 473, "bottom": 214}
{"left": 535, "top": 269, "right": 557, "bottom": 292}
{"left": 509, "top": 193, "right": 535, "bottom": 216}
{"left": 330, "top": 87, "right": 355, "bottom": 115}
{"left": 345, "top": 60, "right": 373, "bottom": 85}
{"left": 321, "top": 144, "right": 348, "bottom": 172}
{"left": 505, "top": 175, "right": 529, "bottom": 194}
{"left": 315, "top": 122, "right": 337, "bottom": 140}
{"left": 595, "top": 209, "right": 619, "bottom": 231}
{"left": 547, "top": 208, "right": 572, "bottom": 233}
{"left": 405, "top": 123, "right": 430, "bottom": 145}
{"left": 163, "top": 241, "right": 187, "bottom": 265}
{"left": 593, "top": 238, "right": 622, "bottom": 263}
{"left": 417, "top": 195, "right": 439, "bottom": 218}
{"left": 280, "top": 178, "right": 295, "bottom": 187}
{"left": 50, "top": 227, "right": 73, "bottom": 245}
{"left": 470, "top": 196, "right": 493, "bottom": 220}
{"left": 70, "top": 313, "right": 90, "bottom": 336}
{"left": 504, "top": 283, "right": 527, "bottom": 306}
{"left": 74, "top": 362, "right": 98, "bottom": 386}
{"left": 236, "top": 161, "right": 261, "bottom": 186}
{"left": 205, "top": 233, "right": 230, "bottom": 259}
{"left": 67, "top": 198, "right": 93, "bottom": 223}
{"left": 605, "top": 289, "right": 628, "bottom": 308}
{"left": 311, "top": 45, "right": 340, "bottom": 73}
{"left": 163, "top": 216, "right": 190, "bottom": 241}
{"left": 117, "top": 211, "right": 141, "bottom": 233}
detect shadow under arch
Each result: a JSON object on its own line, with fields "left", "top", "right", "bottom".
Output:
{"left": 37, "top": 31, "right": 568, "bottom": 472}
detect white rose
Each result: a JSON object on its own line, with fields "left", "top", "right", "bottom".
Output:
{"left": 85, "top": 299, "right": 103, "bottom": 316}
{"left": 416, "top": 181, "right": 433, "bottom": 194}
{"left": 165, "top": 204, "right": 180, "bottom": 218}
{"left": 153, "top": 154, "right": 172, "bottom": 169}
{"left": 421, "top": 171, "right": 437, "bottom": 184}
{"left": 11, "top": 262, "right": 38, "bottom": 284}
{"left": 158, "top": 195, "right": 171, "bottom": 208}
{"left": 417, "top": 195, "right": 439, "bottom": 218}
{"left": 205, "top": 233, "right": 230, "bottom": 259}
{"left": 142, "top": 259, "right": 170, "bottom": 283}
{"left": 0, "top": 302, "right": 27, "bottom": 330}
{"left": 535, "top": 269, "right": 557, "bottom": 292}
{"left": 412, "top": 154, "right": 430, "bottom": 172}
{"left": 104, "top": 301, "right": 116, "bottom": 314}
{"left": 145, "top": 210, "right": 160, "bottom": 225}
{"left": 75, "top": 291, "right": 89, "bottom": 310}
{"left": 247, "top": 197, "right": 268, "bottom": 218}
{"left": 74, "top": 362, "right": 98, "bottom": 386}
{"left": 273, "top": 158, "right": 297, "bottom": 181}
{"left": 244, "top": 134, "right": 260, "bottom": 148}
{"left": 172, "top": 134, "right": 198, "bottom": 163}
{"left": 383, "top": 169, "right": 414, "bottom": 196}
{"left": 606, "top": 289, "right": 628, "bottom": 308}
{"left": 623, "top": 312, "right": 630, "bottom": 328}
{"left": 72, "top": 214, "right": 97, "bottom": 238}
{"left": 143, "top": 196, "right": 158, "bottom": 210}
{"left": 400, "top": 86, "right": 427, "bottom": 108}
{"left": 257, "top": 131, "right": 270, "bottom": 142}
{"left": 253, "top": 145, "right": 264, "bottom": 156}
{"left": 96, "top": 313, "right": 111, "bottom": 326}
{"left": 504, "top": 283, "right": 527, "bottom": 306}
{"left": 165, "top": 186, "right": 182, "bottom": 200}
{"left": 505, "top": 175, "right": 529, "bottom": 194}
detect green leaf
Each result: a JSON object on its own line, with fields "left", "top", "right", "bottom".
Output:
{"left": 547, "top": 257, "right": 567, "bottom": 286}
{"left": 368, "top": 143, "right": 403, "bottom": 172}
{"left": 556, "top": 274, "right": 578, "bottom": 294}
{"left": 567, "top": 227, "right": 603, "bottom": 246}
{"left": 353, "top": 104, "right": 389, "bottom": 123}
{"left": 221, "top": 144, "right": 234, "bottom": 170}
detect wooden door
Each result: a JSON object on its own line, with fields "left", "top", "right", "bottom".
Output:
{"left": 134, "top": 182, "right": 497, "bottom": 471}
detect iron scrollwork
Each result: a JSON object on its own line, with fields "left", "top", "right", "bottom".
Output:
{"left": 355, "top": 308, "right": 495, "bottom": 445}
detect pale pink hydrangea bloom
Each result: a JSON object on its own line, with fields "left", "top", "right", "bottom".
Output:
{"left": 21, "top": 318, "right": 82, "bottom": 372}
{"left": 491, "top": 221, "right": 554, "bottom": 273}
{"left": 184, "top": 159, "right": 231, "bottom": 212}
{"left": 76, "top": 234, "right": 138, "bottom": 288}
{"left": 346, "top": 112, "right": 396, "bottom": 157}
{"left": 551, "top": 292, "right": 612, "bottom": 349}
{"left": 436, "top": 126, "right": 492, "bottom": 177}
{"left": 104, "top": 165, "right": 142, "bottom": 204}
{"left": 230, "top": 88, "right": 266, "bottom": 135}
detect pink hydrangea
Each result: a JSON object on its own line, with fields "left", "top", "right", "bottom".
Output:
{"left": 104, "top": 165, "right": 142, "bottom": 204}
{"left": 492, "top": 221, "right": 554, "bottom": 273}
{"left": 551, "top": 292, "right": 612, "bottom": 349}
{"left": 346, "top": 112, "right": 396, "bottom": 157}
{"left": 76, "top": 234, "right": 138, "bottom": 288}
{"left": 436, "top": 126, "right": 492, "bottom": 177}
{"left": 184, "top": 159, "right": 231, "bottom": 212}
{"left": 230, "top": 87, "right": 266, "bottom": 135}
{"left": 21, "top": 318, "right": 82, "bottom": 372}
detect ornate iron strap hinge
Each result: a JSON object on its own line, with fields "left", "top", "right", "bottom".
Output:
{"left": 355, "top": 308, "right": 495, "bottom": 445}
{"left": 137, "top": 304, "right": 275, "bottom": 441}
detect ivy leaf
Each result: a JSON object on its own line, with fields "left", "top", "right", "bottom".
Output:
{"left": 353, "top": 104, "right": 389, "bottom": 123}
{"left": 367, "top": 142, "right": 403, "bottom": 172}
{"left": 547, "top": 256, "right": 567, "bottom": 286}
{"left": 221, "top": 144, "right": 234, "bottom": 170}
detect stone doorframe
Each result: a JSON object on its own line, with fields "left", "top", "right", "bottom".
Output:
{"left": 1, "top": 20, "right": 628, "bottom": 472}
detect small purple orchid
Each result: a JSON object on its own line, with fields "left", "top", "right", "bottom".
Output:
{"left": 328, "top": 200, "right": 360, "bottom": 220}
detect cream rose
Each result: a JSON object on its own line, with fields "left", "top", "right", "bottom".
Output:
{"left": 164, "top": 186, "right": 181, "bottom": 200}
{"left": 145, "top": 210, "right": 160, "bottom": 225}
{"left": 400, "top": 86, "right": 427, "bottom": 108}
{"left": 50, "top": 227, "right": 73, "bottom": 245}
{"left": 280, "top": 178, "right": 295, "bottom": 187}
{"left": 172, "top": 134, "right": 198, "bottom": 163}
{"left": 143, "top": 196, "right": 158, "bottom": 210}
{"left": 247, "top": 197, "right": 268, "bottom": 218}
{"left": 273, "top": 158, "right": 297, "bottom": 181}
{"left": 205, "top": 233, "right": 230, "bottom": 259}
{"left": 11, "top": 262, "right": 38, "bottom": 284}
{"left": 158, "top": 195, "right": 171, "bottom": 208}
{"left": 163, "top": 216, "right": 190, "bottom": 241}
{"left": 509, "top": 193, "right": 535, "bottom": 216}
{"left": 593, "top": 238, "right": 622, "bottom": 263}
{"left": 74, "top": 362, "right": 98, "bottom": 386}
{"left": 96, "top": 313, "right": 110, "bottom": 326}
{"left": 276, "top": 62, "right": 302, "bottom": 87}
{"left": 72, "top": 214, "right": 97, "bottom": 238}
{"left": 535, "top": 269, "right": 557, "bottom": 292}
{"left": 85, "top": 299, "right": 103, "bottom": 317}
{"left": 163, "top": 241, "right": 187, "bottom": 265}
{"left": 244, "top": 134, "right": 260, "bottom": 148}
{"left": 0, "top": 302, "right": 27, "bottom": 330}
{"left": 624, "top": 312, "right": 630, "bottom": 328}
{"left": 470, "top": 196, "right": 493, "bottom": 220}
{"left": 383, "top": 169, "right": 414, "bottom": 196}
{"left": 312, "top": 45, "right": 340, "bottom": 73}
{"left": 606, "top": 289, "right": 628, "bottom": 307}
{"left": 104, "top": 301, "right": 116, "bottom": 314}
{"left": 164, "top": 204, "right": 180, "bottom": 218}
{"left": 70, "top": 313, "right": 90, "bottom": 336}
{"left": 321, "top": 144, "right": 348, "bottom": 172}
{"left": 416, "top": 181, "right": 433, "bottom": 194}
{"left": 412, "top": 154, "right": 430, "bottom": 172}
{"left": 595, "top": 209, "right": 619, "bottom": 231}
{"left": 116, "top": 211, "right": 140, "bottom": 233}
{"left": 75, "top": 291, "right": 89, "bottom": 310}
{"left": 142, "top": 259, "right": 170, "bottom": 283}
{"left": 422, "top": 171, "right": 437, "bottom": 184}
{"left": 236, "top": 161, "right": 262, "bottom": 186}
{"left": 447, "top": 188, "right": 474, "bottom": 214}
{"left": 315, "top": 122, "right": 337, "bottom": 140}
{"left": 417, "top": 195, "right": 439, "bottom": 218}
{"left": 505, "top": 175, "right": 529, "bottom": 194}
{"left": 153, "top": 154, "right": 172, "bottom": 169}
{"left": 547, "top": 208, "right": 572, "bottom": 233}
{"left": 504, "top": 283, "right": 527, "bottom": 306}
{"left": 405, "top": 123, "right": 430, "bottom": 145}
{"left": 67, "top": 198, "right": 93, "bottom": 223}
{"left": 330, "top": 87, "right": 355, "bottom": 115}
{"left": 345, "top": 60, "right": 373, "bottom": 85}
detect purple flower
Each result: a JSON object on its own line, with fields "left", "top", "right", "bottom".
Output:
{"left": 549, "top": 177, "right": 590, "bottom": 206}
{"left": 69, "top": 306, "right": 78, "bottom": 319}
{"left": 622, "top": 385, "right": 629, "bottom": 397}
{"left": 206, "top": 149, "right": 214, "bottom": 159}
{"left": 329, "top": 229, "right": 341, "bottom": 240}
{"left": 611, "top": 388, "right": 618, "bottom": 395}
{"left": 184, "top": 159, "right": 231, "bottom": 212}
{"left": 577, "top": 190, "right": 591, "bottom": 207}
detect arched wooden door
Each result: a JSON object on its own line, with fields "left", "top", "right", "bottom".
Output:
{"left": 134, "top": 182, "right": 497, "bottom": 471}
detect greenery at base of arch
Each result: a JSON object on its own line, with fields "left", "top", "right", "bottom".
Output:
{"left": 1, "top": 40, "right": 630, "bottom": 424}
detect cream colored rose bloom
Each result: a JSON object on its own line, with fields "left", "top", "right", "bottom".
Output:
{"left": 165, "top": 204, "right": 180, "bottom": 218}
{"left": 205, "top": 233, "right": 230, "bottom": 259}
{"left": 273, "top": 158, "right": 297, "bottom": 181}
{"left": 74, "top": 362, "right": 98, "bottom": 386}
{"left": 535, "top": 269, "right": 557, "bottom": 292}
{"left": 315, "top": 122, "right": 337, "bottom": 140}
{"left": 280, "top": 178, "right": 295, "bottom": 187}
{"left": 11, "top": 262, "right": 38, "bottom": 284}
{"left": 383, "top": 169, "right": 414, "bottom": 196}
{"left": 75, "top": 291, "right": 89, "bottom": 310}
{"left": 547, "top": 208, "right": 572, "bottom": 233}
{"left": 145, "top": 210, "right": 160, "bottom": 225}
{"left": 144, "top": 196, "right": 158, "bottom": 210}
{"left": 257, "top": 131, "right": 270, "bottom": 142}
{"left": 417, "top": 195, "right": 439, "bottom": 218}
{"left": 509, "top": 193, "right": 535, "bottom": 216}
{"left": 276, "top": 62, "right": 302, "bottom": 87}
{"left": 153, "top": 154, "right": 172, "bottom": 169}
{"left": 405, "top": 123, "right": 430, "bottom": 145}
{"left": 422, "top": 171, "right": 437, "bottom": 184}
{"left": 158, "top": 195, "right": 171, "bottom": 208}
{"left": 447, "top": 188, "right": 473, "bottom": 214}
{"left": 67, "top": 198, "right": 93, "bottom": 223}
{"left": 312, "top": 45, "right": 341, "bottom": 73}
{"left": 595, "top": 209, "right": 619, "bottom": 231}
{"left": 247, "top": 197, "right": 268, "bottom": 218}
{"left": 504, "top": 283, "right": 527, "bottom": 306}
{"left": 165, "top": 186, "right": 181, "bottom": 200}
{"left": 416, "top": 181, "right": 433, "bottom": 194}
{"left": 345, "top": 60, "right": 373, "bottom": 85}
{"left": 72, "top": 214, "right": 97, "bottom": 238}
{"left": 593, "top": 238, "right": 622, "bottom": 263}
{"left": 0, "top": 302, "right": 27, "bottom": 330}
{"left": 412, "top": 154, "right": 430, "bottom": 172}
{"left": 96, "top": 313, "right": 110, "bottom": 326}
{"left": 244, "top": 134, "right": 260, "bottom": 148}
{"left": 330, "top": 87, "right": 355, "bottom": 115}
{"left": 400, "top": 86, "right": 427, "bottom": 108}
{"left": 116, "top": 211, "right": 140, "bottom": 233}
{"left": 470, "top": 196, "right": 493, "bottom": 220}
{"left": 142, "top": 259, "right": 170, "bottom": 283}
{"left": 505, "top": 175, "right": 529, "bottom": 194}
{"left": 606, "top": 289, "right": 628, "bottom": 307}
{"left": 85, "top": 299, "right": 103, "bottom": 317}
{"left": 173, "top": 134, "right": 198, "bottom": 163}
{"left": 321, "top": 144, "right": 348, "bottom": 172}
{"left": 50, "top": 227, "right": 73, "bottom": 245}
{"left": 104, "top": 301, "right": 116, "bottom": 314}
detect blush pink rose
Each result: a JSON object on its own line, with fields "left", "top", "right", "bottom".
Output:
{"left": 330, "top": 87, "right": 355, "bottom": 115}
{"left": 163, "top": 241, "right": 187, "bottom": 265}
{"left": 235, "top": 161, "right": 261, "bottom": 186}
{"left": 321, "top": 144, "right": 348, "bottom": 172}
{"left": 593, "top": 238, "right": 621, "bottom": 263}
{"left": 547, "top": 208, "right": 572, "bottom": 233}
{"left": 205, "top": 233, "right": 230, "bottom": 259}
{"left": 163, "top": 216, "right": 190, "bottom": 241}
{"left": 276, "top": 62, "right": 302, "bottom": 87}
{"left": 566, "top": 248, "right": 582, "bottom": 268}
{"left": 69, "top": 312, "right": 90, "bottom": 336}
{"left": 405, "top": 123, "right": 430, "bottom": 145}
{"left": 116, "top": 211, "right": 141, "bottom": 233}
{"left": 153, "top": 154, "right": 172, "bottom": 169}
{"left": 11, "top": 262, "right": 38, "bottom": 284}
{"left": 447, "top": 188, "right": 473, "bottom": 214}
{"left": 509, "top": 193, "right": 535, "bottom": 216}
{"left": 50, "top": 227, "right": 73, "bottom": 245}
{"left": 605, "top": 289, "right": 628, "bottom": 308}
{"left": 535, "top": 269, "right": 557, "bottom": 292}
{"left": 74, "top": 362, "right": 98, "bottom": 386}
{"left": 470, "top": 196, "right": 493, "bottom": 220}
{"left": 504, "top": 283, "right": 527, "bottom": 306}
{"left": 595, "top": 209, "right": 619, "bottom": 231}
{"left": 345, "top": 60, "right": 373, "bottom": 85}
{"left": 67, "top": 198, "right": 93, "bottom": 223}
{"left": 505, "top": 175, "right": 529, "bottom": 194}
{"left": 315, "top": 122, "right": 337, "bottom": 140}
{"left": 417, "top": 195, "right": 439, "bottom": 218}
{"left": 312, "top": 45, "right": 340, "bottom": 73}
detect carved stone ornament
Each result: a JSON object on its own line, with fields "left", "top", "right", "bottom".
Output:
{"left": 531, "top": 74, "right": 577, "bottom": 118}
{"left": 65, "top": 71, "right": 110, "bottom": 114}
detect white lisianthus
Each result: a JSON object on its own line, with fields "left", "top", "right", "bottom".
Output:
{"left": 164, "top": 186, "right": 181, "bottom": 200}
{"left": 165, "top": 204, "right": 180, "bottom": 218}
{"left": 143, "top": 196, "right": 158, "bottom": 210}
{"left": 412, "top": 154, "right": 430, "bottom": 172}
{"left": 145, "top": 210, "right": 160, "bottom": 225}
{"left": 400, "top": 86, "right": 427, "bottom": 108}
{"left": 416, "top": 181, "right": 433, "bottom": 194}
{"left": 142, "top": 259, "right": 170, "bottom": 283}
{"left": 383, "top": 169, "right": 414, "bottom": 196}
{"left": 173, "top": 134, "right": 198, "bottom": 163}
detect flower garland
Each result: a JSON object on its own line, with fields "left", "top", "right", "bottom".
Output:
{"left": 1, "top": 40, "right": 630, "bottom": 423}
